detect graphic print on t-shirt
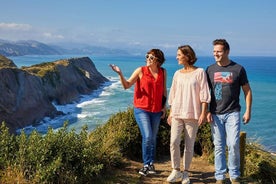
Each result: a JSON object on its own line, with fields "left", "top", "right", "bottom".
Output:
{"left": 214, "top": 72, "right": 233, "bottom": 100}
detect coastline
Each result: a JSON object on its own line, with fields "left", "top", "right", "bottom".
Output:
{"left": 9, "top": 55, "right": 276, "bottom": 153}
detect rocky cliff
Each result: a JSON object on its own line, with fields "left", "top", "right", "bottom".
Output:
{"left": 0, "top": 55, "right": 109, "bottom": 133}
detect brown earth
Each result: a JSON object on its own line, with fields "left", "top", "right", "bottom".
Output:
{"left": 115, "top": 155, "right": 218, "bottom": 184}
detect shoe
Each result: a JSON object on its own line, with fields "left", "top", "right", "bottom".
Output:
{"left": 216, "top": 180, "right": 225, "bottom": 184}
{"left": 230, "top": 177, "right": 241, "bottom": 184}
{"left": 139, "top": 165, "right": 149, "bottom": 176}
{"left": 148, "top": 163, "right": 156, "bottom": 174}
{"left": 181, "top": 171, "right": 190, "bottom": 184}
{"left": 167, "top": 169, "right": 183, "bottom": 182}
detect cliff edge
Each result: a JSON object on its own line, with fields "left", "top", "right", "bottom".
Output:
{"left": 0, "top": 55, "right": 109, "bottom": 133}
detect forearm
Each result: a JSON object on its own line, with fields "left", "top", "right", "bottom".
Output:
{"left": 118, "top": 72, "right": 131, "bottom": 89}
{"left": 243, "top": 84, "right": 253, "bottom": 114}
{"left": 201, "top": 102, "right": 208, "bottom": 116}
{"left": 245, "top": 89, "right": 253, "bottom": 118}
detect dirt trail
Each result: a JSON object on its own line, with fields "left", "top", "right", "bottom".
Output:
{"left": 123, "top": 156, "right": 217, "bottom": 184}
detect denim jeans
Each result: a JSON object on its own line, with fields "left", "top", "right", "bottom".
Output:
{"left": 134, "top": 107, "right": 162, "bottom": 166}
{"left": 211, "top": 111, "right": 241, "bottom": 180}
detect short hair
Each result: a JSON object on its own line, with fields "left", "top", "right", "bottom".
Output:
{"left": 213, "top": 39, "right": 230, "bottom": 51}
{"left": 147, "top": 49, "right": 166, "bottom": 66}
{"left": 178, "top": 45, "right": 197, "bottom": 65}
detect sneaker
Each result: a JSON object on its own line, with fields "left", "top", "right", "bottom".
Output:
{"left": 216, "top": 180, "right": 226, "bottom": 184}
{"left": 167, "top": 169, "right": 183, "bottom": 182}
{"left": 182, "top": 171, "right": 190, "bottom": 184}
{"left": 148, "top": 163, "right": 156, "bottom": 174}
{"left": 139, "top": 165, "right": 149, "bottom": 176}
{"left": 230, "top": 177, "right": 241, "bottom": 184}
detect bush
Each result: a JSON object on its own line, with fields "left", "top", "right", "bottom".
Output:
{"left": 89, "top": 108, "right": 140, "bottom": 161}
{"left": 0, "top": 122, "right": 113, "bottom": 183}
{"left": 244, "top": 143, "right": 276, "bottom": 183}
{"left": 1, "top": 108, "right": 275, "bottom": 183}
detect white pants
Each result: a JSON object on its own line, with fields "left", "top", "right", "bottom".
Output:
{"left": 170, "top": 118, "right": 199, "bottom": 170}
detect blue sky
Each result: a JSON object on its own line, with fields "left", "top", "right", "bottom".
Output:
{"left": 0, "top": 0, "right": 276, "bottom": 56}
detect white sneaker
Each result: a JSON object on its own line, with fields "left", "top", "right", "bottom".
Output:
{"left": 167, "top": 169, "right": 183, "bottom": 182}
{"left": 182, "top": 171, "right": 190, "bottom": 184}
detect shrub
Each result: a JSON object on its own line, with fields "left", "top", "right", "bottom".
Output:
{"left": 1, "top": 108, "right": 276, "bottom": 183}
{"left": 0, "top": 122, "right": 112, "bottom": 183}
{"left": 244, "top": 142, "right": 276, "bottom": 183}
{"left": 89, "top": 108, "right": 139, "bottom": 161}
{"left": 0, "top": 123, "right": 17, "bottom": 169}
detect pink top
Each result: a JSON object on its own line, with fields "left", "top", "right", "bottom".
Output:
{"left": 168, "top": 68, "right": 211, "bottom": 120}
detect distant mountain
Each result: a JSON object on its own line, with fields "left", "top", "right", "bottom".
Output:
{"left": 0, "top": 39, "right": 132, "bottom": 57}
{"left": 0, "top": 40, "right": 62, "bottom": 56}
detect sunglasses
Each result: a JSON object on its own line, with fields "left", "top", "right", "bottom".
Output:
{"left": 145, "top": 54, "right": 156, "bottom": 60}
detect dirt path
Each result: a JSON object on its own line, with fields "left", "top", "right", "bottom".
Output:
{"left": 121, "top": 156, "right": 217, "bottom": 184}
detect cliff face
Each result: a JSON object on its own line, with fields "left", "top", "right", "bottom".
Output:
{"left": 0, "top": 56, "right": 109, "bottom": 133}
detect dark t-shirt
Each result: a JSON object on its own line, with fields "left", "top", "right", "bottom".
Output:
{"left": 206, "top": 61, "right": 249, "bottom": 114}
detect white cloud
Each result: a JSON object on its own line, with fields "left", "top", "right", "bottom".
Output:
{"left": 0, "top": 22, "right": 32, "bottom": 31}
{"left": 43, "top": 32, "right": 64, "bottom": 39}
{"left": 156, "top": 43, "right": 177, "bottom": 49}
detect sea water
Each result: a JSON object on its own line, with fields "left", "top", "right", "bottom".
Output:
{"left": 9, "top": 55, "right": 276, "bottom": 153}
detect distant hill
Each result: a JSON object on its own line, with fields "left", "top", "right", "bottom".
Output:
{"left": 0, "top": 40, "right": 62, "bottom": 56}
{"left": 0, "top": 39, "right": 131, "bottom": 57}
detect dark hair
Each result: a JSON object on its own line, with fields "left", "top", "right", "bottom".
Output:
{"left": 147, "top": 49, "right": 166, "bottom": 66}
{"left": 178, "top": 45, "right": 197, "bottom": 65}
{"left": 213, "top": 39, "right": 230, "bottom": 51}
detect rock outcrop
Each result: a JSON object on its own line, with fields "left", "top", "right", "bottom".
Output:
{"left": 0, "top": 55, "right": 109, "bottom": 133}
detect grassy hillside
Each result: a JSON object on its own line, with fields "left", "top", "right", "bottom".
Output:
{"left": 0, "top": 108, "right": 275, "bottom": 183}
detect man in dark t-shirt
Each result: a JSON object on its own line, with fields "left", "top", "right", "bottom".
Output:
{"left": 206, "top": 39, "right": 253, "bottom": 184}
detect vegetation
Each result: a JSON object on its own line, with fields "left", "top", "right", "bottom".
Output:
{"left": 0, "top": 55, "right": 17, "bottom": 68}
{"left": 0, "top": 108, "right": 275, "bottom": 183}
{"left": 22, "top": 60, "right": 68, "bottom": 77}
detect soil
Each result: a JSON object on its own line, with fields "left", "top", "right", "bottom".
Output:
{"left": 118, "top": 155, "right": 218, "bottom": 184}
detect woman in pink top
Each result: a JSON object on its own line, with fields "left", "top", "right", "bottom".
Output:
{"left": 166, "top": 45, "right": 211, "bottom": 184}
{"left": 109, "top": 49, "right": 167, "bottom": 176}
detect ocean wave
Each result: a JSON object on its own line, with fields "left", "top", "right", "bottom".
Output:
{"left": 17, "top": 80, "right": 114, "bottom": 134}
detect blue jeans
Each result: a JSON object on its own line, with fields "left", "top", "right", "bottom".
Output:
{"left": 134, "top": 107, "right": 162, "bottom": 166}
{"left": 211, "top": 112, "right": 241, "bottom": 180}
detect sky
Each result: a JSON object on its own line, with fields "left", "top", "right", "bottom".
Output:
{"left": 0, "top": 0, "right": 276, "bottom": 56}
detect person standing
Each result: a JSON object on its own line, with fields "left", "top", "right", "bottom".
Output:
{"left": 166, "top": 45, "right": 211, "bottom": 184}
{"left": 109, "top": 49, "right": 167, "bottom": 176}
{"left": 206, "top": 39, "right": 253, "bottom": 184}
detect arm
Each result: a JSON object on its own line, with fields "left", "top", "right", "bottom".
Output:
{"left": 167, "top": 72, "right": 178, "bottom": 126}
{"left": 161, "top": 69, "right": 167, "bottom": 119}
{"left": 198, "top": 102, "right": 208, "bottom": 126}
{"left": 242, "top": 83, "right": 253, "bottom": 124}
{"left": 205, "top": 69, "right": 213, "bottom": 123}
{"left": 163, "top": 69, "right": 167, "bottom": 98}
{"left": 109, "top": 64, "right": 141, "bottom": 89}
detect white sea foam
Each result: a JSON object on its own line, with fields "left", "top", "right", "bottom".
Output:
{"left": 17, "top": 81, "right": 114, "bottom": 134}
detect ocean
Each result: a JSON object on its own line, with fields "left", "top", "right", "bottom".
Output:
{"left": 9, "top": 54, "right": 276, "bottom": 153}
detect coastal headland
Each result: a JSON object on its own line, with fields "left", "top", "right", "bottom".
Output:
{"left": 0, "top": 55, "right": 108, "bottom": 133}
